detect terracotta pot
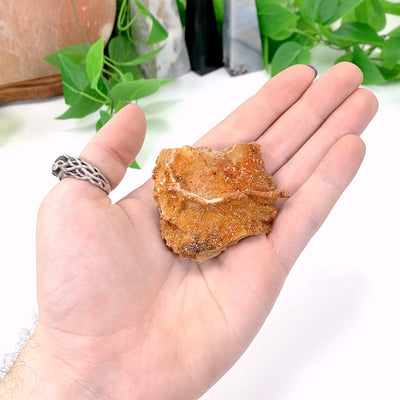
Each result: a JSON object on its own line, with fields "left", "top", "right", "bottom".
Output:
{"left": 0, "top": 0, "right": 116, "bottom": 100}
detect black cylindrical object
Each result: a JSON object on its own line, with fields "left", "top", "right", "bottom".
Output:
{"left": 185, "top": 0, "right": 223, "bottom": 75}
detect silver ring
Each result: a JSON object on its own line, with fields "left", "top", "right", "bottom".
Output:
{"left": 52, "top": 155, "right": 111, "bottom": 195}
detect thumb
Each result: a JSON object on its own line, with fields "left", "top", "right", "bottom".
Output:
{"left": 77, "top": 103, "right": 146, "bottom": 195}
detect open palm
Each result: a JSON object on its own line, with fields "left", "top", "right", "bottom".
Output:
{"left": 34, "top": 63, "right": 377, "bottom": 400}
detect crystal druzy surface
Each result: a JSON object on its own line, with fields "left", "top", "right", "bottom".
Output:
{"left": 153, "top": 142, "right": 289, "bottom": 262}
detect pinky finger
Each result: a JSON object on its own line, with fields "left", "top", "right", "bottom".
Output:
{"left": 269, "top": 135, "right": 366, "bottom": 271}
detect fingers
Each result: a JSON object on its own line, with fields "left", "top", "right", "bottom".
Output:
{"left": 273, "top": 87, "right": 378, "bottom": 195}
{"left": 269, "top": 135, "right": 366, "bottom": 271}
{"left": 258, "top": 62, "right": 364, "bottom": 173}
{"left": 195, "top": 64, "right": 317, "bottom": 149}
{"left": 79, "top": 103, "right": 146, "bottom": 194}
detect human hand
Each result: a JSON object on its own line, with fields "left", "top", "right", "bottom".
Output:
{"left": 1, "top": 63, "right": 377, "bottom": 400}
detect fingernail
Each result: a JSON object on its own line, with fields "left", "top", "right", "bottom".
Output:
{"left": 307, "top": 65, "right": 318, "bottom": 77}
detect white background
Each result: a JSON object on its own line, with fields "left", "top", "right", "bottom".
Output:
{"left": 1, "top": 45, "right": 400, "bottom": 399}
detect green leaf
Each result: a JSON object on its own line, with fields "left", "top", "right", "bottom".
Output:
{"left": 176, "top": 0, "right": 186, "bottom": 27}
{"left": 58, "top": 78, "right": 108, "bottom": 119}
{"left": 119, "top": 64, "right": 143, "bottom": 80}
{"left": 96, "top": 109, "right": 113, "bottom": 131}
{"left": 212, "top": 0, "right": 224, "bottom": 21}
{"left": 270, "top": 26, "right": 298, "bottom": 41}
{"left": 57, "top": 95, "right": 103, "bottom": 119}
{"left": 319, "top": 24, "right": 352, "bottom": 47}
{"left": 330, "top": 22, "right": 384, "bottom": 46}
{"left": 271, "top": 41, "right": 311, "bottom": 76}
{"left": 259, "top": 0, "right": 289, "bottom": 4}
{"left": 100, "top": 109, "right": 113, "bottom": 125}
{"left": 379, "top": 64, "right": 400, "bottom": 81}
{"left": 257, "top": 3, "right": 299, "bottom": 39}
{"left": 300, "top": 0, "right": 338, "bottom": 23}
{"left": 129, "top": 159, "right": 141, "bottom": 169}
{"left": 388, "top": 25, "right": 400, "bottom": 38}
{"left": 122, "top": 72, "right": 134, "bottom": 82}
{"left": 86, "top": 37, "right": 104, "bottom": 89}
{"left": 325, "top": 0, "right": 365, "bottom": 24}
{"left": 116, "top": 44, "right": 166, "bottom": 66}
{"left": 335, "top": 52, "right": 354, "bottom": 64}
{"left": 44, "top": 43, "right": 89, "bottom": 69}
{"left": 319, "top": 0, "right": 339, "bottom": 22}
{"left": 93, "top": 75, "right": 109, "bottom": 98}
{"left": 351, "top": 44, "right": 386, "bottom": 84}
{"left": 110, "top": 79, "right": 165, "bottom": 103}
{"left": 108, "top": 36, "right": 137, "bottom": 62}
{"left": 213, "top": 0, "right": 225, "bottom": 35}
{"left": 300, "top": 0, "right": 319, "bottom": 20}
{"left": 96, "top": 118, "right": 103, "bottom": 132}
{"left": 295, "top": 17, "right": 319, "bottom": 46}
{"left": 135, "top": 0, "right": 168, "bottom": 45}
{"left": 291, "top": 31, "right": 315, "bottom": 47}
{"left": 115, "top": 100, "right": 127, "bottom": 113}
{"left": 354, "top": 0, "right": 386, "bottom": 31}
{"left": 382, "top": 37, "right": 400, "bottom": 68}
{"left": 342, "top": 8, "right": 356, "bottom": 23}
{"left": 58, "top": 54, "right": 89, "bottom": 105}
{"left": 107, "top": 36, "right": 142, "bottom": 80}
{"left": 381, "top": 0, "right": 400, "bottom": 16}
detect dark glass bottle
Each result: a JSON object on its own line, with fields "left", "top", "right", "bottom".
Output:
{"left": 185, "top": 0, "right": 223, "bottom": 75}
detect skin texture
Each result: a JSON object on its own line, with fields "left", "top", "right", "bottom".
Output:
{"left": 0, "top": 63, "right": 378, "bottom": 400}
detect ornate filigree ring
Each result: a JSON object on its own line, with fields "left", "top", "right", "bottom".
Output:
{"left": 52, "top": 155, "right": 111, "bottom": 195}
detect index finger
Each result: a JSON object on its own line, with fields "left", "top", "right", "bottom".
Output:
{"left": 132, "top": 65, "right": 316, "bottom": 201}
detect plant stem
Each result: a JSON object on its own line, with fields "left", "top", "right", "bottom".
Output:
{"left": 69, "top": 0, "right": 91, "bottom": 44}
{"left": 117, "top": 0, "right": 129, "bottom": 30}
{"left": 101, "top": 75, "right": 112, "bottom": 94}
{"left": 117, "top": 0, "right": 126, "bottom": 25}
{"left": 64, "top": 82, "right": 106, "bottom": 104}
{"left": 104, "top": 56, "right": 125, "bottom": 79}
{"left": 366, "top": 45, "right": 378, "bottom": 56}
{"left": 293, "top": 28, "right": 320, "bottom": 42}
{"left": 117, "top": 0, "right": 142, "bottom": 32}
{"left": 103, "top": 69, "right": 117, "bottom": 79}
{"left": 95, "top": 86, "right": 112, "bottom": 106}
{"left": 119, "top": 13, "right": 142, "bottom": 32}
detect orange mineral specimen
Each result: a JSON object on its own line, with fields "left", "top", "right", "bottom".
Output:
{"left": 153, "top": 142, "right": 289, "bottom": 262}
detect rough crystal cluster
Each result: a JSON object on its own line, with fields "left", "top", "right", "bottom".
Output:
{"left": 153, "top": 142, "right": 289, "bottom": 262}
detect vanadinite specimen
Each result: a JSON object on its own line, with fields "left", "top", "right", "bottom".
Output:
{"left": 153, "top": 142, "right": 289, "bottom": 262}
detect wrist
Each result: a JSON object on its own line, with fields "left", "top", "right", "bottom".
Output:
{"left": 0, "top": 324, "right": 106, "bottom": 400}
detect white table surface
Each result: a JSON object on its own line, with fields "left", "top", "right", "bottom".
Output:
{"left": 1, "top": 48, "right": 400, "bottom": 399}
